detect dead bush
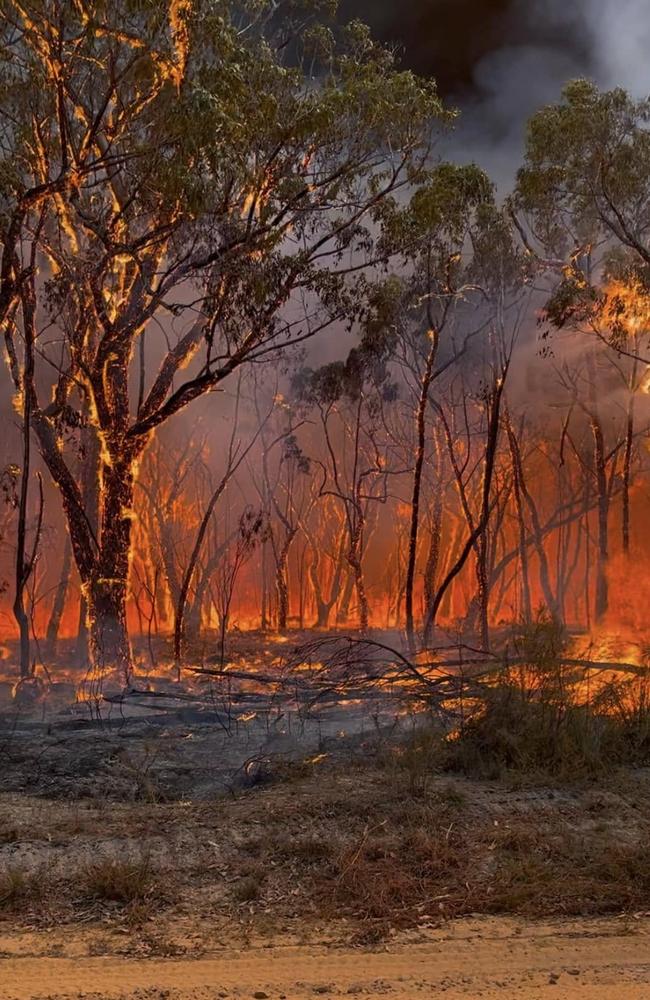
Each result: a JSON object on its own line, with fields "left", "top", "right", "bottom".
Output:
{"left": 232, "top": 873, "right": 263, "bottom": 902}
{"left": 384, "top": 726, "right": 442, "bottom": 798}
{"left": 276, "top": 836, "right": 334, "bottom": 865}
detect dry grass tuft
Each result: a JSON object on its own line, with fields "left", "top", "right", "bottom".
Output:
{"left": 82, "top": 854, "right": 164, "bottom": 905}
{"left": 0, "top": 865, "right": 48, "bottom": 911}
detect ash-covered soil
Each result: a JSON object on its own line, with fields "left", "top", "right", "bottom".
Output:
{"left": 0, "top": 704, "right": 391, "bottom": 802}
{"left": 0, "top": 630, "right": 416, "bottom": 802}
{"left": 1, "top": 755, "right": 650, "bottom": 937}
{"left": 2, "top": 719, "right": 650, "bottom": 998}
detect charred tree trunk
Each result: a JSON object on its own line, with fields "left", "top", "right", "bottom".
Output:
{"left": 173, "top": 469, "right": 233, "bottom": 670}
{"left": 622, "top": 396, "right": 634, "bottom": 555}
{"left": 12, "top": 286, "right": 43, "bottom": 683}
{"left": 86, "top": 575, "right": 131, "bottom": 682}
{"left": 308, "top": 544, "right": 329, "bottom": 628}
{"left": 405, "top": 339, "right": 438, "bottom": 651}
{"left": 14, "top": 344, "right": 33, "bottom": 682}
{"left": 260, "top": 539, "right": 270, "bottom": 630}
{"left": 75, "top": 593, "right": 89, "bottom": 665}
{"left": 45, "top": 534, "right": 72, "bottom": 658}
{"left": 423, "top": 470, "right": 444, "bottom": 627}
{"left": 348, "top": 545, "right": 369, "bottom": 631}
{"left": 423, "top": 370, "right": 507, "bottom": 644}
{"left": 506, "top": 416, "right": 532, "bottom": 621}
{"left": 475, "top": 536, "right": 490, "bottom": 650}
{"left": 591, "top": 411, "right": 610, "bottom": 622}
{"left": 507, "top": 414, "right": 558, "bottom": 619}
{"left": 583, "top": 356, "right": 610, "bottom": 624}
{"left": 13, "top": 292, "right": 35, "bottom": 681}
{"left": 337, "top": 567, "right": 355, "bottom": 624}
{"left": 306, "top": 527, "right": 345, "bottom": 628}
{"left": 347, "top": 501, "right": 370, "bottom": 632}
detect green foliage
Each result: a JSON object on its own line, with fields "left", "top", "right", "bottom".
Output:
{"left": 294, "top": 158, "right": 524, "bottom": 412}
{"left": 0, "top": 0, "right": 445, "bottom": 363}
{"left": 515, "top": 79, "right": 650, "bottom": 268}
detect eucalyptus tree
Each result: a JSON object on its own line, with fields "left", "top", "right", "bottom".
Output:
{"left": 514, "top": 80, "right": 650, "bottom": 281}
{"left": 419, "top": 204, "right": 527, "bottom": 645}
{"left": 374, "top": 180, "right": 526, "bottom": 648}
{"left": 0, "top": 0, "right": 445, "bottom": 680}
{"left": 513, "top": 80, "right": 650, "bottom": 374}
{"left": 514, "top": 80, "right": 650, "bottom": 578}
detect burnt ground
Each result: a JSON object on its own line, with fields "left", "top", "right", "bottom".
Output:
{"left": 0, "top": 629, "right": 425, "bottom": 802}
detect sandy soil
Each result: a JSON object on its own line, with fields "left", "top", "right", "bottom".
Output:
{"left": 1, "top": 917, "right": 650, "bottom": 999}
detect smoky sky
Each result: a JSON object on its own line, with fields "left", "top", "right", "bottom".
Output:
{"left": 340, "top": 0, "right": 558, "bottom": 95}
{"left": 343, "top": 0, "right": 650, "bottom": 185}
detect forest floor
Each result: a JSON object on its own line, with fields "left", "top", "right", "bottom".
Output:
{"left": 2, "top": 629, "right": 650, "bottom": 996}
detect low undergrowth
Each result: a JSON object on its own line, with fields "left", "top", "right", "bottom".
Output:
{"left": 1, "top": 758, "right": 649, "bottom": 937}
{"left": 0, "top": 865, "right": 49, "bottom": 911}
{"left": 437, "top": 612, "right": 650, "bottom": 781}
{"left": 439, "top": 687, "right": 650, "bottom": 781}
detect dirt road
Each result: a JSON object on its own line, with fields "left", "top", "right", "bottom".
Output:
{"left": 1, "top": 918, "right": 649, "bottom": 999}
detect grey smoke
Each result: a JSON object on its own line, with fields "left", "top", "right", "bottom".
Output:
{"left": 520, "top": 0, "right": 650, "bottom": 95}
{"left": 450, "top": 0, "right": 650, "bottom": 187}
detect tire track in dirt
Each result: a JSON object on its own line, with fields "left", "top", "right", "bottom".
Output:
{"left": 2, "top": 921, "right": 650, "bottom": 999}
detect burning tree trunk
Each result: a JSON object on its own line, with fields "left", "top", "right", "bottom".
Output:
{"left": 74, "top": 421, "right": 100, "bottom": 664}
{"left": 28, "top": 360, "right": 142, "bottom": 685}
